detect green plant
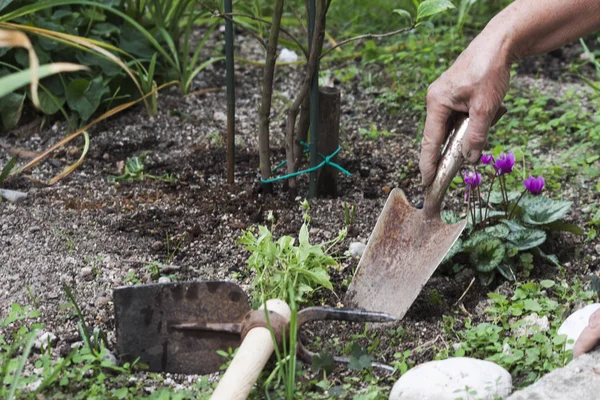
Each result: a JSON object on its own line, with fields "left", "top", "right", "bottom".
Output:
{"left": 108, "top": 153, "right": 178, "bottom": 183}
{"left": 443, "top": 149, "right": 583, "bottom": 284}
{"left": 143, "top": 261, "right": 176, "bottom": 281}
{"left": 238, "top": 201, "right": 345, "bottom": 305}
{"left": 358, "top": 123, "right": 392, "bottom": 141}
{"left": 343, "top": 201, "right": 357, "bottom": 227}
{"left": 438, "top": 279, "right": 597, "bottom": 387}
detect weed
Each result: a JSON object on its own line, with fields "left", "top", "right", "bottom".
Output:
{"left": 358, "top": 123, "right": 392, "bottom": 141}
{"left": 238, "top": 201, "right": 346, "bottom": 306}
{"left": 108, "top": 153, "right": 178, "bottom": 183}
{"left": 343, "top": 201, "right": 357, "bottom": 227}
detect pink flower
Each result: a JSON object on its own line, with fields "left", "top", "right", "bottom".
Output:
{"left": 481, "top": 154, "right": 494, "bottom": 165}
{"left": 494, "top": 152, "right": 515, "bottom": 175}
{"left": 524, "top": 175, "right": 545, "bottom": 195}
{"left": 463, "top": 171, "right": 482, "bottom": 189}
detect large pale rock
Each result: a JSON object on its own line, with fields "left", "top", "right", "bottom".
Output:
{"left": 389, "top": 357, "right": 512, "bottom": 400}
{"left": 507, "top": 349, "right": 600, "bottom": 400}
{"left": 558, "top": 303, "right": 600, "bottom": 351}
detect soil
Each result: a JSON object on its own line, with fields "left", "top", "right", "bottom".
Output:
{"left": 1, "top": 35, "right": 599, "bottom": 396}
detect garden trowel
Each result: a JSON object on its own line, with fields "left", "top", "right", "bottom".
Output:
{"left": 345, "top": 115, "right": 479, "bottom": 319}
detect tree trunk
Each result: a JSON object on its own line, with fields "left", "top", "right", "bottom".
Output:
{"left": 257, "top": 0, "right": 284, "bottom": 193}
{"left": 317, "top": 86, "right": 340, "bottom": 197}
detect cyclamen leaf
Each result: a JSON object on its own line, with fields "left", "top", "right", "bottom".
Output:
{"left": 442, "top": 238, "right": 463, "bottom": 264}
{"left": 497, "top": 263, "right": 516, "bottom": 281}
{"left": 488, "top": 191, "right": 520, "bottom": 205}
{"left": 520, "top": 196, "right": 572, "bottom": 225}
{"left": 441, "top": 210, "right": 461, "bottom": 224}
{"left": 470, "top": 238, "right": 505, "bottom": 273}
{"left": 484, "top": 224, "right": 510, "bottom": 239}
{"left": 416, "top": 0, "right": 455, "bottom": 21}
{"left": 544, "top": 221, "right": 585, "bottom": 235}
{"left": 506, "top": 228, "right": 546, "bottom": 251}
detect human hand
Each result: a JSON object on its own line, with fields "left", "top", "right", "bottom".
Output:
{"left": 573, "top": 308, "right": 600, "bottom": 358}
{"left": 419, "top": 33, "right": 514, "bottom": 186}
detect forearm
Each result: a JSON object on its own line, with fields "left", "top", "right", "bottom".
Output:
{"left": 481, "top": 0, "right": 600, "bottom": 62}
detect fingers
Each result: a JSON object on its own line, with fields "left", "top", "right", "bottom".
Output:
{"left": 462, "top": 103, "right": 496, "bottom": 163}
{"left": 420, "top": 91, "right": 453, "bottom": 187}
{"left": 573, "top": 309, "right": 600, "bottom": 358}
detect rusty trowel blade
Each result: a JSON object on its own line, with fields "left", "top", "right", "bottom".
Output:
{"left": 113, "top": 281, "right": 250, "bottom": 374}
{"left": 345, "top": 188, "right": 466, "bottom": 319}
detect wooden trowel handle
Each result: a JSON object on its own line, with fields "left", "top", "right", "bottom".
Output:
{"left": 424, "top": 106, "right": 507, "bottom": 217}
{"left": 210, "top": 299, "right": 291, "bottom": 400}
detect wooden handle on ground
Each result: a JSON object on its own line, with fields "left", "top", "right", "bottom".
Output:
{"left": 210, "top": 299, "right": 291, "bottom": 400}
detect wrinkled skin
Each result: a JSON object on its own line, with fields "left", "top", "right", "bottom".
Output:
{"left": 419, "top": 0, "right": 600, "bottom": 356}
{"left": 574, "top": 309, "right": 600, "bottom": 357}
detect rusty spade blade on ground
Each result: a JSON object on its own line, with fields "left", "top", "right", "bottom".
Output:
{"left": 113, "top": 281, "right": 396, "bottom": 375}
{"left": 345, "top": 115, "right": 477, "bottom": 320}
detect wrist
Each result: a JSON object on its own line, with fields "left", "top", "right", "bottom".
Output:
{"left": 479, "top": 13, "right": 523, "bottom": 65}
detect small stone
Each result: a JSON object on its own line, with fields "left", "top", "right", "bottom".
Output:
{"left": 382, "top": 185, "right": 391, "bottom": 194}
{"left": 213, "top": 111, "right": 227, "bottom": 122}
{"left": 95, "top": 297, "right": 110, "bottom": 308}
{"left": 595, "top": 244, "right": 600, "bottom": 255}
{"left": 102, "top": 351, "right": 117, "bottom": 367}
{"left": 27, "top": 379, "right": 42, "bottom": 392}
{"left": 513, "top": 313, "right": 550, "bottom": 337}
{"left": 151, "top": 240, "right": 163, "bottom": 251}
{"left": 71, "top": 341, "right": 83, "bottom": 350}
{"left": 65, "top": 256, "right": 76, "bottom": 265}
{"left": 79, "top": 267, "right": 94, "bottom": 280}
{"left": 389, "top": 357, "right": 512, "bottom": 400}
{"left": 0, "top": 189, "right": 28, "bottom": 203}
{"left": 34, "top": 331, "right": 57, "bottom": 352}
{"left": 558, "top": 303, "right": 600, "bottom": 351}
{"left": 349, "top": 242, "right": 366, "bottom": 258}
{"left": 158, "top": 276, "right": 171, "bottom": 284}
{"left": 277, "top": 48, "right": 298, "bottom": 63}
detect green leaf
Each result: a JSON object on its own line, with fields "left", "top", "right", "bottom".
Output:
{"left": 91, "top": 22, "right": 120, "bottom": 37}
{"left": 506, "top": 228, "right": 546, "bottom": 251}
{"left": 0, "top": 92, "right": 25, "bottom": 129}
{"left": 38, "top": 90, "right": 65, "bottom": 115}
{"left": 441, "top": 210, "right": 461, "bottom": 224}
{"left": 0, "top": 0, "right": 14, "bottom": 13}
{"left": 534, "top": 247, "right": 560, "bottom": 267}
{"left": 488, "top": 191, "right": 520, "bottom": 204}
{"left": 470, "top": 238, "right": 505, "bottom": 272}
{"left": 520, "top": 196, "right": 572, "bottom": 225}
{"left": 66, "top": 77, "right": 107, "bottom": 121}
{"left": 484, "top": 223, "right": 510, "bottom": 239}
{"left": 523, "top": 299, "right": 542, "bottom": 312}
{"left": 0, "top": 155, "right": 17, "bottom": 185}
{"left": 442, "top": 238, "right": 462, "bottom": 264}
{"left": 497, "top": 263, "right": 516, "bottom": 281}
{"left": 544, "top": 221, "right": 585, "bottom": 235}
{"left": 416, "top": 0, "right": 455, "bottom": 21}
{"left": 501, "top": 219, "right": 527, "bottom": 232}
{"left": 540, "top": 280, "right": 555, "bottom": 288}
{"left": 311, "top": 350, "right": 334, "bottom": 374}
{"left": 393, "top": 8, "right": 413, "bottom": 23}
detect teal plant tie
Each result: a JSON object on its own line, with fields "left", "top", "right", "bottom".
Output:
{"left": 261, "top": 142, "right": 351, "bottom": 184}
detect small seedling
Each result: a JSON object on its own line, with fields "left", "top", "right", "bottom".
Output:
{"left": 108, "top": 153, "right": 178, "bottom": 183}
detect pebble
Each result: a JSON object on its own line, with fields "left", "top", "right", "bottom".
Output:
{"left": 95, "top": 296, "right": 111, "bottom": 307}
{"left": 158, "top": 276, "right": 171, "bottom": 284}
{"left": 79, "top": 266, "right": 94, "bottom": 280}
{"left": 213, "top": 111, "right": 226, "bottom": 122}
{"left": 102, "top": 350, "right": 117, "bottom": 366}
{"left": 595, "top": 244, "right": 600, "bottom": 255}
{"left": 277, "top": 48, "right": 298, "bottom": 63}
{"left": 34, "top": 331, "right": 58, "bottom": 352}
{"left": 389, "top": 357, "right": 512, "bottom": 400}
{"left": 151, "top": 240, "right": 163, "bottom": 251}
{"left": 0, "top": 189, "right": 28, "bottom": 203}
{"left": 558, "top": 303, "right": 600, "bottom": 351}
{"left": 348, "top": 242, "right": 366, "bottom": 258}
{"left": 513, "top": 313, "right": 550, "bottom": 337}
{"left": 65, "top": 256, "right": 76, "bottom": 265}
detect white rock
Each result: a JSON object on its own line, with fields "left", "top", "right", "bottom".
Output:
{"left": 0, "top": 189, "right": 27, "bottom": 203}
{"left": 514, "top": 313, "right": 550, "bottom": 337}
{"left": 558, "top": 303, "right": 600, "bottom": 351}
{"left": 349, "top": 242, "right": 366, "bottom": 258}
{"left": 277, "top": 48, "right": 298, "bottom": 63}
{"left": 389, "top": 357, "right": 512, "bottom": 400}
{"left": 27, "top": 379, "right": 42, "bottom": 391}
{"left": 34, "top": 331, "right": 57, "bottom": 352}
{"left": 213, "top": 111, "right": 227, "bottom": 122}
{"left": 158, "top": 276, "right": 171, "bottom": 284}
{"left": 102, "top": 350, "right": 117, "bottom": 366}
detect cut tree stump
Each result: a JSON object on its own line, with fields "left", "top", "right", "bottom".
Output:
{"left": 317, "top": 86, "right": 341, "bottom": 197}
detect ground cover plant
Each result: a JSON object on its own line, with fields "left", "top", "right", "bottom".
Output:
{"left": 1, "top": 0, "right": 600, "bottom": 398}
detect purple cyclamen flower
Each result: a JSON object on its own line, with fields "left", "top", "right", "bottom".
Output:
{"left": 481, "top": 154, "right": 494, "bottom": 165}
{"left": 524, "top": 175, "right": 545, "bottom": 195}
{"left": 463, "top": 171, "right": 482, "bottom": 189}
{"left": 494, "top": 151, "right": 516, "bottom": 175}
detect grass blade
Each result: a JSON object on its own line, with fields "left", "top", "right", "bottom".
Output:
{"left": 0, "top": 29, "right": 39, "bottom": 106}
{"left": 0, "top": 63, "right": 86, "bottom": 100}
{"left": 0, "top": 155, "right": 18, "bottom": 185}
{"left": 7, "top": 329, "right": 38, "bottom": 400}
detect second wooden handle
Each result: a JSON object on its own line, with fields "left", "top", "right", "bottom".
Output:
{"left": 210, "top": 299, "right": 291, "bottom": 400}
